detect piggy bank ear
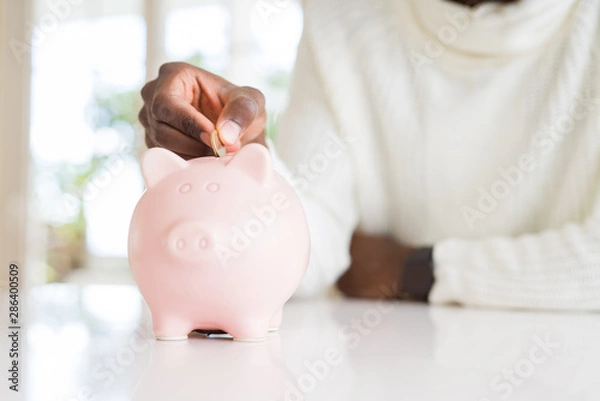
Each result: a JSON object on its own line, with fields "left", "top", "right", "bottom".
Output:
{"left": 227, "top": 143, "right": 272, "bottom": 186}
{"left": 140, "top": 148, "right": 188, "bottom": 188}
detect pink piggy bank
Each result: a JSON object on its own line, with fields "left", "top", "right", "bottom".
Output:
{"left": 128, "top": 144, "right": 310, "bottom": 341}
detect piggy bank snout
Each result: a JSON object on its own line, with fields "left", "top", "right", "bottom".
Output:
{"left": 166, "top": 221, "right": 214, "bottom": 260}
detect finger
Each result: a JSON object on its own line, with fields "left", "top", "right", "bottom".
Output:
{"left": 225, "top": 139, "right": 242, "bottom": 154}
{"left": 145, "top": 134, "right": 157, "bottom": 149}
{"left": 216, "top": 86, "right": 266, "bottom": 147}
{"left": 145, "top": 133, "right": 202, "bottom": 160}
{"left": 138, "top": 107, "right": 149, "bottom": 128}
{"left": 151, "top": 92, "right": 215, "bottom": 140}
{"left": 150, "top": 120, "right": 213, "bottom": 157}
{"left": 200, "top": 132, "right": 210, "bottom": 147}
{"left": 140, "top": 80, "right": 156, "bottom": 102}
{"left": 199, "top": 131, "right": 229, "bottom": 151}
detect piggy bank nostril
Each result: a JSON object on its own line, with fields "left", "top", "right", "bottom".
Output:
{"left": 179, "top": 183, "right": 192, "bottom": 193}
{"left": 176, "top": 239, "right": 186, "bottom": 250}
{"left": 206, "top": 182, "right": 219, "bottom": 193}
{"left": 198, "top": 238, "right": 209, "bottom": 249}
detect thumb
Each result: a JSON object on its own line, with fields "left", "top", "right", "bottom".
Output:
{"left": 216, "top": 86, "right": 266, "bottom": 150}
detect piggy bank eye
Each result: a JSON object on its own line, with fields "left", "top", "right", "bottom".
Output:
{"left": 205, "top": 182, "right": 219, "bottom": 193}
{"left": 178, "top": 183, "right": 192, "bottom": 193}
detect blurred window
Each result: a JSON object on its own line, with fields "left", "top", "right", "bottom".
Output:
{"left": 29, "top": 0, "right": 303, "bottom": 284}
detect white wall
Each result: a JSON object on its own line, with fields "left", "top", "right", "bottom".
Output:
{"left": 0, "top": 0, "right": 31, "bottom": 289}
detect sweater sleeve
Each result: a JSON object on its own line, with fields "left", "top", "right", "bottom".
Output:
{"left": 430, "top": 211, "right": 600, "bottom": 310}
{"left": 269, "top": 34, "right": 359, "bottom": 297}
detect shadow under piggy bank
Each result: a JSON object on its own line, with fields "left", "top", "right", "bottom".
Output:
{"left": 132, "top": 335, "right": 294, "bottom": 401}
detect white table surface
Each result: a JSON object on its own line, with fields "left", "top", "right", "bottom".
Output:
{"left": 3, "top": 284, "right": 600, "bottom": 401}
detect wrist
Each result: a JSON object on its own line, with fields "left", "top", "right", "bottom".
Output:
{"left": 399, "top": 247, "right": 435, "bottom": 302}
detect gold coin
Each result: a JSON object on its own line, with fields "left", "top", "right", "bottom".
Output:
{"left": 210, "top": 130, "right": 226, "bottom": 157}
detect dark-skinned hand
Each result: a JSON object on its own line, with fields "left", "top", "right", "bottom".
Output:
{"left": 337, "top": 233, "right": 415, "bottom": 299}
{"left": 139, "top": 62, "right": 267, "bottom": 159}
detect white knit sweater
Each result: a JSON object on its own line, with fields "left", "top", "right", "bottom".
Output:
{"left": 271, "top": 0, "right": 600, "bottom": 310}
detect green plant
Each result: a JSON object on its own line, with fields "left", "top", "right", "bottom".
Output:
{"left": 43, "top": 85, "right": 141, "bottom": 281}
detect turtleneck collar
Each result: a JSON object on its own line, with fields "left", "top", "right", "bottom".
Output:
{"left": 409, "top": 0, "right": 580, "bottom": 57}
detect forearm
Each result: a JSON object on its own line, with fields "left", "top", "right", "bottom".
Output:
{"left": 268, "top": 137, "right": 358, "bottom": 297}
{"left": 267, "top": 33, "right": 360, "bottom": 297}
{"left": 430, "top": 216, "right": 600, "bottom": 310}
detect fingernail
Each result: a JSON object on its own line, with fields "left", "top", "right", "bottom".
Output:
{"left": 218, "top": 120, "right": 241, "bottom": 145}
{"left": 200, "top": 132, "right": 210, "bottom": 145}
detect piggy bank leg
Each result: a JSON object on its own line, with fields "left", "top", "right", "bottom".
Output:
{"left": 152, "top": 314, "right": 192, "bottom": 341}
{"left": 268, "top": 308, "right": 283, "bottom": 332}
{"left": 226, "top": 319, "right": 270, "bottom": 342}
